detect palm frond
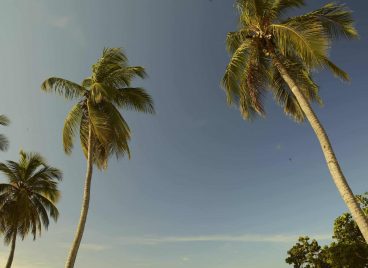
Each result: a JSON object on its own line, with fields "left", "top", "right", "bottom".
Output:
{"left": 41, "top": 77, "right": 86, "bottom": 100}
{"left": 235, "top": 0, "right": 274, "bottom": 25}
{"left": 270, "top": 66, "right": 305, "bottom": 122}
{"left": 114, "top": 88, "right": 155, "bottom": 114}
{"left": 33, "top": 193, "right": 59, "bottom": 221}
{"left": 319, "top": 55, "right": 350, "bottom": 81}
{"left": 222, "top": 40, "right": 254, "bottom": 104}
{"left": 238, "top": 53, "right": 269, "bottom": 118}
{"left": 92, "top": 48, "right": 128, "bottom": 82}
{"left": 103, "top": 102, "right": 131, "bottom": 159}
{"left": 87, "top": 101, "right": 113, "bottom": 145}
{"left": 226, "top": 30, "right": 253, "bottom": 54}
{"left": 274, "top": 0, "right": 305, "bottom": 15}
{"left": 271, "top": 19, "right": 328, "bottom": 67}
{"left": 0, "top": 115, "right": 10, "bottom": 126}
{"left": 235, "top": 0, "right": 259, "bottom": 26}
{"left": 290, "top": 2, "right": 358, "bottom": 40}
{"left": 0, "top": 134, "right": 9, "bottom": 151}
{"left": 79, "top": 112, "right": 90, "bottom": 159}
{"left": 63, "top": 103, "right": 84, "bottom": 154}
{"left": 0, "top": 164, "right": 18, "bottom": 183}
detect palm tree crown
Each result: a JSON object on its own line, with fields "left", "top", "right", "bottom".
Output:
{"left": 223, "top": 0, "right": 358, "bottom": 121}
{"left": 0, "top": 150, "right": 62, "bottom": 242}
{"left": 42, "top": 48, "right": 154, "bottom": 169}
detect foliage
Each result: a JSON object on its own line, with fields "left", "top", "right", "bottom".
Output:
{"left": 42, "top": 48, "right": 154, "bottom": 169}
{"left": 0, "top": 115, "right": 10, "bottom": 151}
{"left": 0, "top": 150, "right": 62, "bottom": 243}
{"left": 222, "top": 0, "right": 358, "bottom": 121}
{"left": 286, "top": 193, "right": 368, "bottom": 268}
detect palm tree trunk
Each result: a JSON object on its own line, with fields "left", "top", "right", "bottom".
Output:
{"left": 271, "top": 54, "right": 368, "bottom": 242}
{"left": 5, "top": 230, "right": 17, "bottom": 268}
{"left": 65, "top": 123, "right": 94, "bottom": 268}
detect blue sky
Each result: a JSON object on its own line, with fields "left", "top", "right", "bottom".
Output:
{"left": 0, "top": 0, "right": 367, "bottom": 267}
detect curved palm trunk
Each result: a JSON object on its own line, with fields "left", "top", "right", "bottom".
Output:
{"left": 5, "top": 230, "right": 17, "bottom": 268}
{"left": 272, "top": 55, "right": 368, "bottom": 242}
{"left": 65, "top": 124, "right": 94, "bottom": 268}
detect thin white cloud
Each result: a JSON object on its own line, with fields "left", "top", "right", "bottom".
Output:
{"left": 50, "top": 16, "right": 71, "bottom": 28}
{"left": 81, "top": 243, "right": 109, "bottom": 251}
{"left": 181, "top": 256, "right": 190, "bottom": 262}
{"left": 275, "top": 143, "right": 283, "bottom": 150}
{"left": 119, "top": 233, "right": 331, "bottom": 245}
{"left": 58, "top": 242, "right": 108, "bottom": 252}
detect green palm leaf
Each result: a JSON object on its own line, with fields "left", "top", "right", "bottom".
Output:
{"left": 291, "top": 3, "right": 358, "bottom": 40}
{"left": 114, "top": 88, "right": 155, "bottom": 113}
{"left": 271, "top": 20, "right": 328, "bottom": 67}
{"left": 41, "top": 77, "right": 86, "bottom": 100}
{"left": 63, "top": 103, "right": 84, "bottom": 154}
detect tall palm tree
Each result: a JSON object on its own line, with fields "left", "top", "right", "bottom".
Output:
{"left": 0, "top": 115, "right": 10, "bottom": 151}
{"left": 0, "top": 150, "right": 62, "bottom": 268}
{"left": 41, "top": 48, "right": 155, "bottom": 268}
{"left": 222, "top": 0, "right": 368, "bottom": 242}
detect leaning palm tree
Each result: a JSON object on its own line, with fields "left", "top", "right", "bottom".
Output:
{"left": 222, "top": 0, "right": 368, "bottom": 242}
{"left": 0, "top": 115, "right": 10, "bottom": 151}
{"left": 41, "top": 48, "right": 154, "bottom": 268}
{"left": 0, "top": 150, "right": 62, "bottom": 268}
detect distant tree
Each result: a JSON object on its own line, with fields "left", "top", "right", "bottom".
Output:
{"left": 0, "top": 151, "right": 62, "bottom": 268}
{"left": 223, "top": 0, "right": 368, "bottom": 241}
{"left": 41, "top": 48, "right": 154, "bottom": 268}
{"left": 286, "top": 236, "right": 330, "bottom": 268}
{"left": 286, "top": 193, "right": 368, "bottom": 268}
{"left": 0, "top": 115, "right": 10, "bottom": 151}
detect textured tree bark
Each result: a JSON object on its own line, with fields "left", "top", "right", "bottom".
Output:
{"left": 65, "top": 123, "right": 94, "bottom": 268}
{"left": 5, "top": 230, "right": 17, "bottom": 268}
{"left": 272, "top": 54, "right": 368, "bottom": 243}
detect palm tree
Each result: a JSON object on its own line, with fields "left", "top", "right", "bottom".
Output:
{"left": 222, "top": 0, "right": 368, "bottom": 242}
{"left": 41, "top": 48, "right": 154, "bottom": 268}
{"left": 0, "top": 150, "right": 62, "bottom": 268}
{"left": 0, "top": 115, "right": 10, "bottom": 151}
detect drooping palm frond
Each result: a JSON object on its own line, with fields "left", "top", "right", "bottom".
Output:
{"left": 222, "top": 39, "right": 254, "bottom": 104}
{"left": 0, "top": 115, "right": 10, "bottom": 151}
{"left": 63, "top": 103, "right": 84, "bottom": 154}
{"left": 0, "top": 134, "right": 9, "bottom": 151}
{"left": 84, "top": 100, "right": 132, "bottom": 168}
{"left": 0, "top": 115, "right": 10, "bottom": 126}
{"left": 41, "top": 77, "right": 86, "bottom": 100}
{"left": 87, "top": 101, "right": 114, "bottom": 146}
{"left": 238, "top": 48, "right": 269, "bottom": 118}
{"left": 319, "top": 55, "right": 350, "bottom": 81}
{"left": 103, "top": 102, "right": 131, "bottom": 157}
{"left": 268, "top": 54, "right": 322, "bottom": 122}
{"left": 114, "top": 88, "right": 155, "bottom": 114}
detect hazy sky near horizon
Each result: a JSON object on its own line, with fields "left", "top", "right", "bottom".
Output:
{"left": 0, "top": 0, "right": 367, "bottom": 267}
